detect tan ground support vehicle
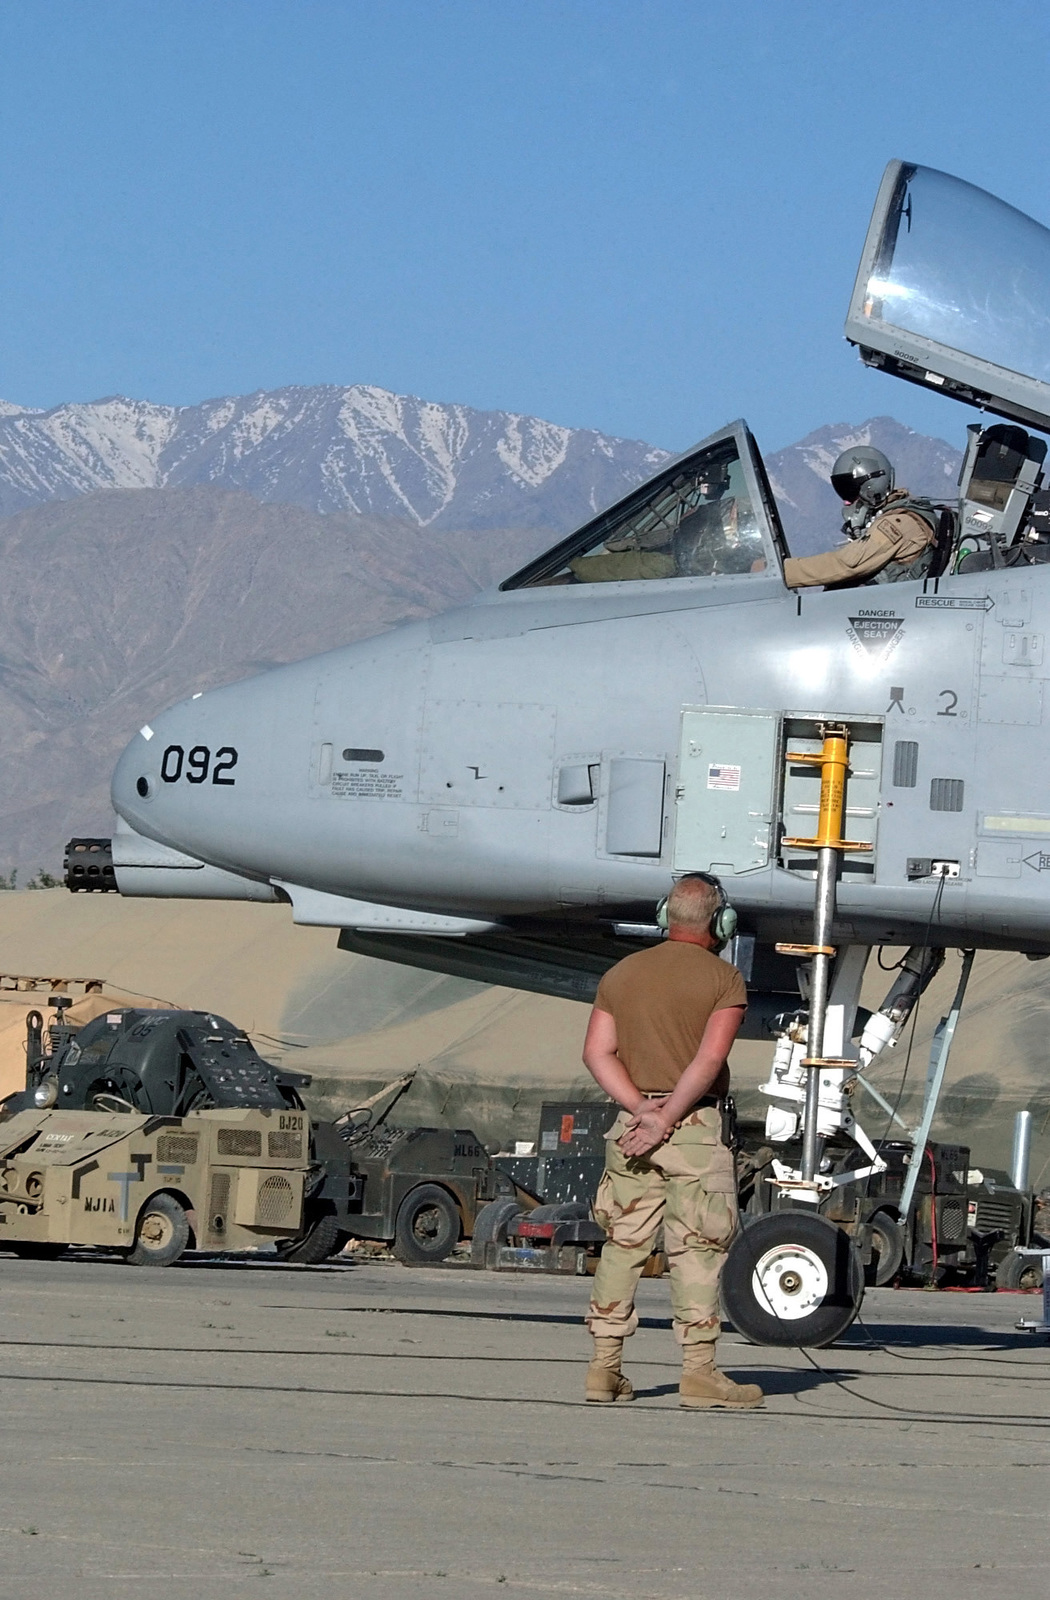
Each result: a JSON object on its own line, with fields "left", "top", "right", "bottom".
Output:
{"left": 0, "top": 1105, "right": 311, "bottom": 1265}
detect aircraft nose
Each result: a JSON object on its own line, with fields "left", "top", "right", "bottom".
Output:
{"left": 111, "top": 697, "right": 230, "bottom": 847}
{"left": 110, "top": 663, "right": 301, "bottom": 870}
{"left": 112, "top": 711, "right": 185, "bottom": 834}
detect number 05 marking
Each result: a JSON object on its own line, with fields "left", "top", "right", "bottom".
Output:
{"left": 160, "top": 744, "right": 239, "bottom": 786}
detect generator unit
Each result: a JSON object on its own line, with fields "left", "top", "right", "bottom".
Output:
{"left": 336, "top": 1120, "right": 514, "bottom": 1264}
{"left": 494, "top": 1101, "right": 618, "bottom": 1205}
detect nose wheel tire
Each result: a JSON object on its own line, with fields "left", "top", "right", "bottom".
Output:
{"left": 392, "top": 1184, "right": 461, "bottom": 1266}
{"left": 127, "top": 1192, "right": 190, "bottom": 1267}
{"left": 721, "top": 1211, "right": 864, "bottom": 1347}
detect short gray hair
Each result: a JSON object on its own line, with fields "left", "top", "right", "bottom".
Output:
{"left": 665, "top": 876, "right": 718, "bottom": 932}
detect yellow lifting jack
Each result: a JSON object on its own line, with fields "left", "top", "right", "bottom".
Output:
{"left": 777, "top": 724, "right": 872, "bottom": 1184}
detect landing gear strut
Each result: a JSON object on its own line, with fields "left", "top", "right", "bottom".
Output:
{"left": 722, "top": 723, "right": 972, "bottom": 1345}
{"left": 724, "top": 724, "right": 873, "bottom": 1344}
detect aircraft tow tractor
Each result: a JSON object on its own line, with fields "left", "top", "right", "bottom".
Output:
{"left": 1, "top": 996, "right": 514, "bottom": 1267}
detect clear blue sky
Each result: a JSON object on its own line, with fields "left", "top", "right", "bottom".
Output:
{"left": 2, "top": 0, "right": 1049, "bottom": 454}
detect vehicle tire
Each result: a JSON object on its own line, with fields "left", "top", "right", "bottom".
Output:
{"left": 274, "top": 1210, "right": 346, "bottom": 1266}
{"left": 127, "top": 1192, "right": 190, "bottom": 1267}
{"left": 392, "top": 1184, "right": 461, "bottom": 1266}
{"left": 866, "top": 1210, "right": 905, "bottom": 1287}
{"left": 721, "top": 1210, "right": 864, "bottom": 1348}
{"left": 996, "top": 1250, "right": 1045, "bottom": 1291}
{"left": 470, "top": 1199, "right": 524, "bottom": 1268}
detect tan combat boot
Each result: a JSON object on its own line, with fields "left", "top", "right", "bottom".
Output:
{"left": 679, "top": 1343, "right": 763, "bottom": 1409}
{"left": 585, "top": 1336, "right": 635, "bottom": 1403}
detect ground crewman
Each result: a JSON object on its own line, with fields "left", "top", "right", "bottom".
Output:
{"left": 581, "top": 873, "right": 763, "bottom": 1409}
{"left": 783, "top": 445, "right": 937, "bottom": 588}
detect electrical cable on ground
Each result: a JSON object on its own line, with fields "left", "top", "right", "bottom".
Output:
{"left": 852, "top": 1307, "right": 1049, "bottom": 1366}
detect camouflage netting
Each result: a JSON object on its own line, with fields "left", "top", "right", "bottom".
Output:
{"left": 281, "top": 944, "right": 1050, "bottom": 1185}
{"left": 0, "top": 894, "right": 1048, "bottom": 1187}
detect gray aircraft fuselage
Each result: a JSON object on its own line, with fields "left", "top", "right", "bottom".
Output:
{"left": 109, "top": 518, "right": 1050, "bottom": 952}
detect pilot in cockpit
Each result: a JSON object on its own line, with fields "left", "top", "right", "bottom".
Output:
{"left": 783, "top": 446, "right": 937, "bottom": 589}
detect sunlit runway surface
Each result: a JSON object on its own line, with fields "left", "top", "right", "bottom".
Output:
{"left": 0, "top": 1253, "right": 1048, "bottom": 1599}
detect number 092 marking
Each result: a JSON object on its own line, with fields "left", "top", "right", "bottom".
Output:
{"left": 160, "top": 745, "right": 239, "bottom": 786}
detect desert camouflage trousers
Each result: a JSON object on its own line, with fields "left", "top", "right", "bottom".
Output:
{"left": 586, "top": 1104, "right": 739, "bottom": 1346}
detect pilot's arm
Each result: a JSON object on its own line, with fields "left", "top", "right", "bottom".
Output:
{"left": 783, "top": 506, "right": 934, "bottom": 589}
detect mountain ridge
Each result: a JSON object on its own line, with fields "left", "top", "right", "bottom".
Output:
{"left": 0, "top": 383, "right": 668, "bottom": 530}
{"left": 0, "top": 383, "right": 965, "bottom": 554}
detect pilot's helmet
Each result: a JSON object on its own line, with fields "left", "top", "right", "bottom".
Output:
{"left": 830, "top": 446, "right": 894, "bottom": 507}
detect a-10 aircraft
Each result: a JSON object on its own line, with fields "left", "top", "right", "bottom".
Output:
{"left": 69, "top": 160, "right": 1050, "bottom": 1340}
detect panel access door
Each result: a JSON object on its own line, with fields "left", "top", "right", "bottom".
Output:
{"left": 673, "top": 707, "right": 778, "bottom": 875}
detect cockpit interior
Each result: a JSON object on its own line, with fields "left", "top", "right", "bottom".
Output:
{"left": 503, "top": 426, "right": 787, "bottom": 590}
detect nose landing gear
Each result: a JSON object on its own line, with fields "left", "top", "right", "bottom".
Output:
{"left": 723, "top": 724, "right": 875, "bottom": 1347}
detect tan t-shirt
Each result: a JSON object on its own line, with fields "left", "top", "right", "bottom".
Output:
{"left": 593, "top": 941, "right": 747, "bottom": 1095}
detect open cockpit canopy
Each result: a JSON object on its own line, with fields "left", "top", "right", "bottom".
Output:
{"left": 847, "top": 161, "right": 1050, "bottom": 434}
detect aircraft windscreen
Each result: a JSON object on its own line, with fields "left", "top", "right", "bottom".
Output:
{"left": 857, "top": 164, "right": 1050, "bottom": 391}
{"left": 511, "top": 439, "right": 768, "bottom": 587}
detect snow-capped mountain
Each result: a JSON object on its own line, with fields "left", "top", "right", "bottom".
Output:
{"left": 0, "top": 385, "right": 669, "bottom": 529}
{"left": 0, "top": 383, "right": 965, "bottom": 552}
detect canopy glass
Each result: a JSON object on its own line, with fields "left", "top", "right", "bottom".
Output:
{"left": 846, "top": 163, "right": 1050, "bottom": 432}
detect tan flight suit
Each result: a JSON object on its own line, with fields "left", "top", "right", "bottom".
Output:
{"left": 586, "top": 1103, "right": 738, "bottom": 1346}
{"left": 783, "top": 492, "right": 935, "bottom": 589}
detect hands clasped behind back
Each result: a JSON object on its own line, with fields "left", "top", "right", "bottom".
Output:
{"left": 618, "top": 1102, "right": 673, "bottom": 1158}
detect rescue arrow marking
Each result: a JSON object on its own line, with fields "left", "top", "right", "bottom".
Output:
{"left": 915, "top": 595, "right": 994, "bottom": 611}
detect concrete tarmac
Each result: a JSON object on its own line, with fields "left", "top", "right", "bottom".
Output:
{"left": 0, "top": 1253, "right": 1048, "bottom": 1599}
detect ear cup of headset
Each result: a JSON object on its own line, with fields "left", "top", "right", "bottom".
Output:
{"left": 654, "top": 874, "right": 736, "bottom": 945}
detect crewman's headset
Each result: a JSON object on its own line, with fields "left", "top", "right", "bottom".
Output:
{"left": 654, "top": 871, "right": 738, "bottom": 949}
